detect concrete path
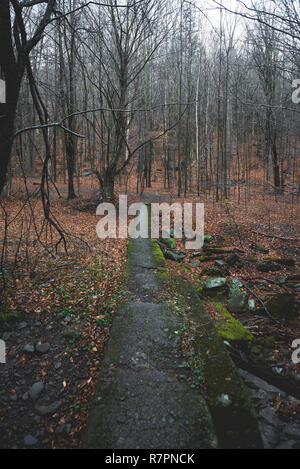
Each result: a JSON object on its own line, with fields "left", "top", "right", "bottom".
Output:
{"left": 83, "top": 229, "right": 218, "bottom": 449}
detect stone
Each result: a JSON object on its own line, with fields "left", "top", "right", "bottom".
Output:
{"left": 227, "top": 278, "right": 248, "bottom": 313}
{"left": 36, "top": 343, "right": 50, "bottom": 354}
{"left": 259, "top": 422, "right": 279, "bottom": 449}
{"left": 238, "top": 369, "right": 286, "bottom": 396}
{"left": 282, "top": 422, "right": 300, "bottom": 439}
{"left": 227, "top": 286, "right": 248, "bottom": 313}
{"left": 35, "top": 401, "right": 62, "bottom": 416}
{"left": 190, "top": 260, "right": 200, "bottom": 269}
{"left": 23, "top": 344, "right": 35, "bottom": 354}
{"left": 164, "top": 250, "right": 185, "bottom": 262}
{"left": 248, "top": 299, "right": 256, "bottom": 311}
{"left": 259, "top": 407, "right": 280, "bottom": 427}
{"left": 30, "top": 382, "right": 44, "bottom": 401}
{"left": 215, "top": 260, "right": 225, "bottom": 267}
{"left": 266, "top": 293, "right": 295, "bottom": 316}
{"left": 24, "top": 435, "right": 38, "bottom": 446}
{"left": 165, "top": 238, "right": 176, "bottom": 249}
{"left": 202, "top": 277, "right": 227, "bottom": 296}
{"left": 214, "top": 303, "right": 254, "bottom": 342}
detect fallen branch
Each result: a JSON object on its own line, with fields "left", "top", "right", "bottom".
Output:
{"left": 239, "top": 279, "right": 280, "bottom": 325}
{"left": 251, "top": 230, "right": 300, "bottom": 242}
{"left": 229, "top": 347, "right": 300, "bottom": 401}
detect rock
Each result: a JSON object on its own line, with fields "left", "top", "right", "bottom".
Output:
{"left": 282, "top": 422, "right": 300, "bottom": 439}
{"left": 164, "top": 250, "right": 185, "bottom": 262}
{"left": 24, "top": 435, "right": 38, "bottom": 446}
{"left": 259, "top": 407, "right": 280, "bottom": 427}
{"left": 190, "top": 260, "right": 200, "bottom": 269}
{"left": 36, "top": 342, "right": 50, "bottom": 354}
{"left": 259, "top": 422, "right": 280, "bottom": 449}
{"left": 35, "top": 401, "right": 61, "bottom": 416}
{"left": 166, "top": 238, "right": 176, "bottom": 249}
{"left": 161, "top": 238, "right": 177, "bottom": 249}
{"left": 215, "top": 260, "right": 225, "bottom": 267}
{"left": 238, "top": 369, "right": 286, "bottom": 396}
{"left": 214, "top": 303, "right": 254, "bottom": 342}
{"left": 248, "top": 299, "right": 256, "bottom": 311}
{"left": 54, "top": 362, "right": 62, "bottom": 370}
{"left": 30, "top": 382, "right": 44, "bottom": 401}
{"left": 23, "top": 344, "right": 35, "bottom": 354}
{"left": 266, "top": 293, "right": 295, "bottom": 316}
{"left": 227, "top": 279, "right": 248, "bottom": 313}
{"left": 202, "top": 277, "right": 228, "bottom": 296}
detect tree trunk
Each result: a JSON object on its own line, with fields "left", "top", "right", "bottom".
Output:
{"left": 0, "top": 1, "right": 22, "bottom": 197}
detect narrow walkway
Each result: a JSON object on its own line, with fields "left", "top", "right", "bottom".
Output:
{"left": 83, "top": 231, "right": 217, "bottom": 448}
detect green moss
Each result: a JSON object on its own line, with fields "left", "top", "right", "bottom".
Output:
{"left": 165, "top": 277, "right": 263, "bottom": 448}
{"left": 213, "top": 303, "right": 254, "bottom": 343}
{"left": 150, "top": 239, "right": 166, "bottom": 268}
{"left": 265, "top": 335, "right": 275, "bottom": 348}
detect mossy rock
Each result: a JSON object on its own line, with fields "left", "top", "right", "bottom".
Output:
{"left": 214, "top": 303, "right": 254, "bottom": 343}
{"left": 202, "top": 277, "right": 228, "bottom": 297}
{"left": 165, "top": 238, "right": 177, "bottom": 249}
{"left": 227, "top": 278, "right": 248, "bottom": 313}
{"left": 190, "top": 260, "right": 201, "bottom": 269}
{"left": 164, "top": 250, "right": 185, "bottom": 262}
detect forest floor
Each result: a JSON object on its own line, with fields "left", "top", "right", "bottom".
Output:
{"left": 0, "top": 180, "right": 299, "bottom": 448}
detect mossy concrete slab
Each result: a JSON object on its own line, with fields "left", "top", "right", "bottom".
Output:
{"left": 83, "top": 232, "right": 217, "bottom": 449}
{"left": 172, "top": 278, "right": 263, "bottom": 449}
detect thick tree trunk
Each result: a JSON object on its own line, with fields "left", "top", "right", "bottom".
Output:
{"left": 0, "top": 0, "right": 22, "bottom": 197}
